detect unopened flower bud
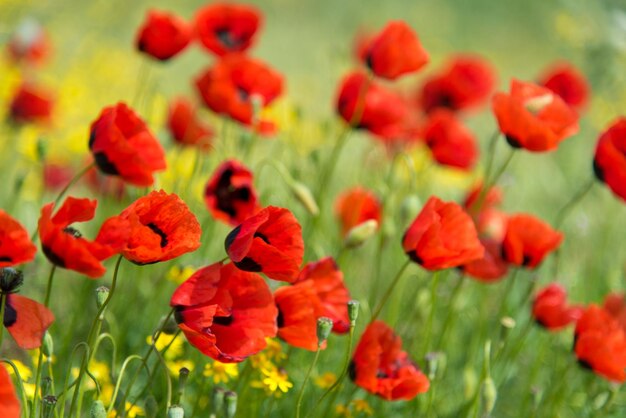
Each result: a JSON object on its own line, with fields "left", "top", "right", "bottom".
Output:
{"left": 343, "top": 220, "right": 378, "bottom": 249}
{"left": 425, "top": 352, "right": 441, "bottom": 380}
{"left": 178, "top": 367, "right": 190, "bottom": 403}
{"left": 211, "top": 387, "right": 225, "bottom": 415}
{"left": 481, "top": 377, "right": 497, "bottom": 415}
{"left": 167, "top": 405, "right": 185, "bottom": 418}
{"left": 42, "top": 332, "right": 54, "bottom": 358}
{"left": 95, "top": 286, "right": 109, "bottom": 309}
{"left": 90, "top": 400, "right": 106, "bottom": 418}
{"left": 42, "top": 395, "right": 57, "bottom": 418}
{"left": 347, "top": 300, "right": 360, "bottom": 326}
{"left": 0, "top": 268, "right": 24, "bottom": 293}
{"left": 290, "top": 181, "right": 319, "bottom": 216}
{"left": 316, "top": 317, "right": 333, "bottom": 346}
{"left": 224, "top": 391, "right": 237, "bottom": 418}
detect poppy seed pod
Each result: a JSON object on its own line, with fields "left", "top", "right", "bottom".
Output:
{"left": 316, "top": 317, "right": 333, "bottom": 346}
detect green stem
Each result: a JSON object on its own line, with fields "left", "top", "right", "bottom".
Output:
{"left": 295, "top": 347, "right": 322, "bottom": 418}
{"left": 421, "top": 270, "right": 442, "bottom": 357}
{"left": 106, "top": 355, "right": 146, "bottom": 415}
{"left": 471, "top": 131, "right": 501, "bottom": 213}
{"left": 495, "top": 269, "right": 519, "bottom": 321}
{"left": 2, "top": 358, "right": 32, "bottom": 418}
{"left": 370, "top": 260, "right": 411, "bottom": 322}
{"left": 436, "top": 273, "right": 465, "bottom": 349}
{"left": 553, "top": 177, "right": 595, "bottom": 230}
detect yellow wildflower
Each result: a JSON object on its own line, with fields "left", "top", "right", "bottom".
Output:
{"left": 335, "top": 404, "right": 352, "bottom": 417}
{"left": 203, "top": 361, "right": 238, "bottom": 384}
{"left": 314, "top": 372, "right": 337, "bottom": 389}
{"left": 167, "top": 359, "right": 194, "bottom": 377}
{"left": 351, "top": 399, "right": 373, "bottom": 416}
{"left": 108, "top": 402, "right": 145, "bottom": 417}
{"left": 259, "top": 366, "right": 293, "bottom": 393}
{"left": 146, "top": 332, "right": 184, "bottom": 360}
{"left": 166, "top": 265, "right": 196, "bottom": 285}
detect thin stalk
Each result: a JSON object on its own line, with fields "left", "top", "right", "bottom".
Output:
{"left": 553, "top": 178, "right": 595, "bottom": 230}
{"left": 370, "top": 260, "right": 411, "bottom": 322}
{"left": 421, "top": 270, "right": 442, "bottom": 357}
{"left": 106, "top": 355, "right": 146, "bottom": 415}
{"left": 472, "top": 130, "right": 501, "bottom": 213}
{"left": 495, "top": 269, "right": 519, "bottom": 321}
{"left": 295, "top": 348, "right": 321, "bottom": 418}
{"left": 2, "top": 358, "right": 32, "bottom": 418}
{"left": 436, "top": 273, "right": 465, "bottom": 349}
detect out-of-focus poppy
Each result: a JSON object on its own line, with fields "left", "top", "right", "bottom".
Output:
{"left": 463, "top": 183, "right": 507, "bottom": 241}
{"left": 604, "top": 293, "right": 626, "bottom": 335}
{"left": 492, "top": 79, "right": 579, "bottom": 152}
{"left": 171, "top": 262, "right": 277, "bottom": 363}
{"left": 539, "top": 62, "right": 589, "bottom": 111}
{"left": 501, "top": 214, "right": 563, "bottom": 269}
{"left": 593, "top": 118, "right": 626, "bottom": 202}
{"left": 225, "top": 206, "right": 303, "bottom": 282}
{"left": 120, "top": 190, "right": 201, "bottom": 265}
{"left": 42, "top": 162, "right": 74, "bottom": 192}
{"left": 420, "top": 55, "right": 496, "bottom": 113}
{"left": 574, "top": 305, "right": 626, "bottom": 382}
{"left": 89, "top": 102, "right": 166, "bottom": 187}
{"left": 85, "top": 163, "right": 126, "bottom": 201}
{"left": 136, "top": 10, "right": 191, "bottom": 61}
{"left": 361, "top": 21, "right": 429, "bottom": 80}
{"left": 335, "top": 187, "right": 382, "bottom": 237}
{"left": 9, "top": 82, "right": 53, "bottom": 124}
{"left": 0, "top": 210, "right": 36, "bottom": 268}
{"left": 38, "top": 197, "right": 130, "bottom": 278}
{"left": 195, "top": 3, "right": 262, "bottom": 57}
{"left": 0, "top": 363, "right": 20, "bottom": 417}
{"left": 461, "top": 238, "right": 508, "bottom": 282}
{"left": 196, "top": 55, "right": 283, "bottom": 130}
{"left": 204, "top": 160, "right": 259, "bottom": 226}
{"left": 532, "top": 283, "right": 583, "bottom": 331}
{"left": 1, "top": 268, "right": 54, "bottom": 350}
{"left": 167, "top": 97, "right": 214, "bottom": 150}
{"left": 422, "top": 109, "right": 478, "bottom": 170}
{"left": 7, "top": 18, "right": 50, "bottom": 66}
{"left": 402, "top": 196, "right": 484, "bottom": 270}
{"left": 274, "top": 281, "right": 322, "bottom": 351}
{"left": 350, "top": 321, "right": 429, "bottom": 400}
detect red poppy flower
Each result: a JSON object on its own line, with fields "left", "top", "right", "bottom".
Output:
{"left": 604, "top": 293, "right": 626, "bottom": 335}
{"left": 539, "top": 62, "right": 589, "bottom": 111}
{"left": 335, "top": 187, "right": 382, "bottom": 237}
{"left": 204, "top": 160, "right": 259, "bottom": 226}
{"left": 225, "top": 206, "right": 303, "bottom": 282}
{"left": 89, "top": 102, "right": 166, "bottom": 187}
{"left": 9, "top": 82, "right": 53, "bottom": 124}
{"left": 136, "top": 10, "right": 191, "bottom": 61}
{"left": 532, "top": 283, "right": 583, "bottom": 331}
{"left": 361, "top": 21, "right": 429, "bottom": 80}
{"left": 167, "top": 97, "right": 214, "bottom": 150}
{"left": 0, "top": 364, "right": 20, "bottom": 418}
{"left": 501, "top": 214, "right": 563, "bottom": 269}
{"left": 7, "top": 18, "right": 50, "bottom": 66}
{"left": 422, "top": 109, "right": 478, "bottom": 170}
{"left": 402, "top": 196, "right": 484, "bottom": 270}
{"left": 420, "top": 55, "right": 496, "bottom": 113}
{"left": 492, "top": 79, "right": 579, "bottom": 152}
{"left": 171, "top": 262, "right": 277, "bottom": 363}
{"left": 119, "top": 191, "right": 201, "bottom": 265}
{"left": 463, "top": 183, "right": 508, "bottom": 241}
{"left": 350, "top": 321, "right": 429, "bottom": 400}
{"left": 42, "top": 162, "right": 74, "bottom": 192}
{"left": 295, "top": 257, "right": 351, "bottom": 334}
{"left": 593, "top": 118, "right": 626, "bottom": 202}
{"left": 195, "top": 55, "right": 283, "bottom": 129}
{"left": 195, "top": 3, "right": 262, "bottom": 57}
{"left": 574, "top": 305, "right": 626, "bottom": 382}
{"left": 461, "top": 238, "right": 508, "bottom": 283}
{"left": 274, "top": 282, "right": 323, "bottom": 351}
{"left": 0, "top": 210, "right": 36, "bottom": 268}
{"left": 38, "top": 197, "right": 130, "bottom": 278}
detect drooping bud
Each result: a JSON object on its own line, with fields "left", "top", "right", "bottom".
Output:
{"left": 0, "top": 268, "right": 24, "bottom": 293}
{"left": 347, "top": 300, "right": 360, "bottom": 326}
{"left": 343, "top": 220, "right": 378, "bottom": 249}
{"left": 224, "top": 391, "right": 237, "bottom": 418}
{"left": 290, "top": 181, "right": 319, "bottom": 216}
{"left": 42, "top": 395, "right": 57, "bottom": 418}
{"left": 425, "top": 352, "right": 441, "bottom": 380}
{"left": 316, "top": 317, "right": 333, "bottom": 347}
{"left": 463, "top": 367, "right": 478, "bottom": 401}
{"left": 167, "top": 405, "right": 185, "bottom": 418}
{"left": 90, "top": 400, "right": 107, "bottom": 418}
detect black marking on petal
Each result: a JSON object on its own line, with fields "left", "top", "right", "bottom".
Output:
{"left": 254, "top": 232, "right": 270, "bottom": 244}
{"left": 234, "top": 257, "right": 263, "bottom": 272}
{"left": 42, "top": 245, "right": 66, "bottom": 268}
{"left": 407, "top": 251, "right": 424, "bottom": 265}
{"left": 94, "top": 152, "right": 120, "bottom": 175}
{"left": 3, "top": 301, "right": 17, "bottom": 327}
{"left": 224, "top": 225, "right": 241, "bottom": 252}
{"left": 505, "top": 135, "right": 522, "bottom": 149}
{"left": 147, "top": 223, "right": 168, "bottom": 248}
{"left": 276, "top": 308, "right": 284, "bottom": 329}
{"left": 593, "top": 159, "right": 605, "bottom": 183}
{"left": 348, "top": 361, "right": 357, "bottom": 381}
{"left": 213, "top": 315, "right": 234, "bottom": 326}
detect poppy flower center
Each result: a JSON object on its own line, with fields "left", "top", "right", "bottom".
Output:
{"left": 236, "top": 87, "right": 250, "bottom": 102}
{"left": 147, "top": 223, "right": 168, "bottom": 248}
{"left": 0, "top": 268, "right": 24, "bottom": 293}
{"left": 213, "top": 315, "right": 234, "bottom": 326}
{"left": 215, "top": 28, "right": 241, "bottom": 50}
{"left": 63, "top": 226, "right": 82, "bottom": 238}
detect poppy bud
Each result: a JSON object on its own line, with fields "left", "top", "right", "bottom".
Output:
{"left": 316, "top": 317, "right": 333, "bottom": 347}
{"left": 425, "top": 352, "right": 440, "bottom": 380}
{"left": 42, "top": 332, "right": 54, "bottom": 358}
{"left": 90, "top": 400, "right": 106, "bottom": 418}
{"left": 290, "top": 181, "right": 320, "bottom": 216}
{"left": 167, "top": 405, "right": 185, "bottom": 418}
{"left": 42, "top": 395, "right": 57, "bottom": 418}
{"left": 343, "top": 219, "right": 378, "bottom": 249}
{"left": 347, "top": 300, "right": 360, "bottom": 326}
{"left": 178, "top": 367, "right": 190, "bottom": 402}
{"left": 0, "top": 268, "right": 24, "bottom": 293}
{"left": 224, "top": 391, "right": 237, "bottom": 418}
{"left": 95, "top": 286, "right": 109, "bottom": 309}
{"left": 211, "top": 387, "right": 225, "bottom": 416}
{"left": 481, "top": 377, "right": 497, "bottom": 415}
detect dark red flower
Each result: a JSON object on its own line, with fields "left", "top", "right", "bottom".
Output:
{"left": 136, "top": 10, "right": 191, "bottom": 61}
{"left": 402, "top": 196, "right": 484, "bottom": 270}
{"left": 361, "top": 21, "right": 429, "bottom": 80}
{"left": 196, "top": 55, "right": 283, "bottom": 129}
{"left": 89, "top": 102, "right": 166, "bottom": 187}
{"left": 204, "top": 160, "right": 259, "bottom": 226}
{"left": 0, "top": 210, "right": 36, "bottom": 268}
{"left": 274, "top": 282, "right": 323, "bottom": 351}
{"left": 9, "top": 82, "right": 53, "bottom": 124}
{"left": 492, "top": 79, "right": 579, "bottom": 152}
{"left": 171, "top": 262, "right": 277, "bottom": 363}
{"left": 461, "top": 238, "right": 508, "bottom": 283}
{"left": 350, "top": 321, "right": 429, "bottom": 400}
{"left": 604, "top": 293, "right": 626, "bottom": 335}
{"left": 195, "top": 3, "right": 262, "bottom": 57}
{"left": 7, "top": 18, "right": 50, "bottom": 66}
{"left": 167, "top": 97, "right": 214, "bottom": 150}
{"left": 225, "top": 206, "right": 303, "bottom": 282}
{"left": 335, "top": 187, "right": 382, "bottom": 237}
{"left": 532, "top": 283, "right": 583, "bottom": 331}
{"left": 119, "top": 191, "right": 201, "bottom": 265}
{"left": 422, "top": 109, "right": 478, "bottom": 170}
{"left": 539, "top": 62, "right": 589, "bottom": 111}
{"left": 38, "top": 197, "right": 130, "bottom": 278}
{"left": 593, "top": 118, "right": 626, "bottom": 202}
{"left": 501, "top": 214, "right": 563, "bottom": 269}
{"left": 0, "top": 364, "right": 20, "bottom": 418}
{"left": 420, "top": 55, "right": 496, "bottom": 113}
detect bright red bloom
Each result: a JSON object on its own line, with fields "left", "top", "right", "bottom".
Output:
{"left": 196, "top": 55, "right": 283, "bottom": 130}
{"left": 402, "top": 196, "right": 484, "bottom": 270}
{"left": 225, "top": 206, "right": 303, "bottom": 282}
{"left": 171, "top": 262, "right": 277, "bottom": 363}
{"left": 461, "top": 238, "right": 508, "bottom": 283}
{"left": 7, "top": 18, "right": 50, "bottom": 66}
{"left": 89, "top": 102, "right": 167, "bottom": 187}
{"left": 422, "top": 109, "right": 478, "bottom": 170}
{"left": 350, "top": 321, "right": 429, "bottom": 400}
{"left": 492, "top": 79, "right": 579, "bottom": 152}
{"left": 593, "top": 118, "right": 626, "bottom": 202}
{"left": 532, "top": 283, "right": 583, "bottom": 331}
{"left": 361, "top": 21, "right": 429, "bottom": 80}
{"left": 119, "top": 191, "right": 201, "bottom": 265}
{"left": 9, "top": 82, "right": 53, "bottom": 124}
{"left": 501, "top": 214, "right": 563, "bottom": 269}
{"left": 38, "top": 197, "right": 130, "bottom": 278}
{"left": 0, "top": 364, "right": 20, "bottom": 418}
{"left": 604, "top": 293, "right": 626, "bottom": 335}
{"left": 195, "top": 3, "right": 262, "bottom": 56}
{"left": 574, "top": 305, "right": 626, "bottom": 382}
{"left": 274, "top": 282, "right": 323, "bottom": 351}
{"left": 539, "top": 62, "right": 589, "bottom": 111}
{"left": 420, "top": 55, "right": 496, "bottom": 113}
{"left": 167, "top": 97, "right": 213, "bottom": 150}
{"left": 0, "top": 210, "right": 36, "bottom": 267}
{"left": 335, "top": 187, "right": 382, "bottom": 237}
{"left": 136, "top": 10, "right": 191, "bottom": 61}
{"left": 204, "top": 160, "right": 259, "bottom": 226}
